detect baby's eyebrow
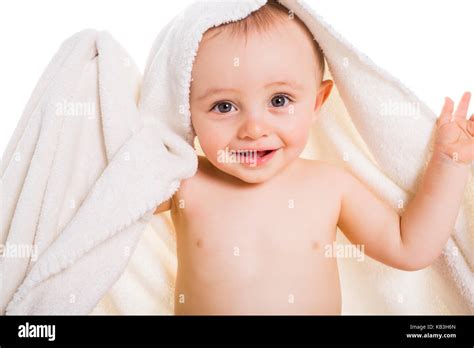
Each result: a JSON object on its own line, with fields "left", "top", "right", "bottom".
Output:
{"left": 197, "top": 80, "right": 303, "bottom": 101}
{"left": 264, "top": 80, "right": 304, "bottom": 90}
{"left": 197, "top": 87, "right": 240, "bottom": 101}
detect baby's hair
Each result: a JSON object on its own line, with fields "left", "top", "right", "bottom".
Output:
{"left": 215, "top": 0, "right": 325, "bottom": 79}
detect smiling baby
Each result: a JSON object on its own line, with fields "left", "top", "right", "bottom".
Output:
{"left": 154, "top": 0, "right": 474, "bottom": 314}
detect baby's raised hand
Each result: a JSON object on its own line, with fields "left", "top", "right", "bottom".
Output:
{"left": 434, "top": 92, "right": 474, "bottom": 165}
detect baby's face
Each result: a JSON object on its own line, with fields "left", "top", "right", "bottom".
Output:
{"left": 190, "top": 17, "right": 332, "bottom": 184}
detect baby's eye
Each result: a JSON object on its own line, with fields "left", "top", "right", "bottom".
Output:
{"left": 211, "top": 101, "right": 237, "bottom": 114}
{"left": 270, "top": 94, "right": 292, "bottom": 108}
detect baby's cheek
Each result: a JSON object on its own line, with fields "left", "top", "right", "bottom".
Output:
{"left": 199, "top": 139, "right": 218, "bottom": 160}
{"left": 199, "top": 133, "right": 227, "bottom": 160}
{"left": 192, "top": 121, "right": 222, "bottom": 156}
{"left": 285, "top": 118, "right": 312, "bottom": 149}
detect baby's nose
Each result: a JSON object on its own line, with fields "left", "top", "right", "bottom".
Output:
{"left": 237, "top": 113, "right": 271, "bottom": 140}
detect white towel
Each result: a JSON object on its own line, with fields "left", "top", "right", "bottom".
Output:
{"left": 1, "top": 0, "right": 472, "bottom": 315}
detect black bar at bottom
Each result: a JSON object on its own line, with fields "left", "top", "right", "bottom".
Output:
{"left": 0, "top": 315, "right": 472, "bottom": 346}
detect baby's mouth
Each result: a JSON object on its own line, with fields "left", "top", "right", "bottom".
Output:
{"left": 233, "top": 149, "right": 276, "bottom": 158}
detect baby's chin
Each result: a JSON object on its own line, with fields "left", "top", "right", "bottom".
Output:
{"left": 214, "top": 162, "right": 283, "bottom": 185}
{"left": 231, "top": 170, "right": 275, "bottom": 184}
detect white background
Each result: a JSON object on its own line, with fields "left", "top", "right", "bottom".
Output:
{"left": 0, "top": 0, "right": 473, "bottom": 155}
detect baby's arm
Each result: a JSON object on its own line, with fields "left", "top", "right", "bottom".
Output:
{"left": 337, "top": 93, "right": 473, "bottom": 271}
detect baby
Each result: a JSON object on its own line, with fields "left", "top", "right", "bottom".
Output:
{"left": 154, "top": 1, "right": 474, "bottom": 314}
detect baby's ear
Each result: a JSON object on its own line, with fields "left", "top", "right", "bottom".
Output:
{"left": 313, "top": 80, "right": 334, "bottom": 120}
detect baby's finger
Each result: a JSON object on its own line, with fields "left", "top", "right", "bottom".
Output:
{"left": 437, "top": 97, "right": 454, "bottom": 126}
{"left": 468, "top": 116, "right": 474, "bottom": 137}
{"left": 442, "top": 97, "right": 455, "bottom": 116}
{"left": 454, "top": 91, "right": 471, "bottom": 119}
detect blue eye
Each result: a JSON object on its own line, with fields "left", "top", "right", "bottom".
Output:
{"left": 270, "top": 94, "right": 292, "bottom": 108}
{"left": 211, "top": 102, "right": 236, "bottom": 113}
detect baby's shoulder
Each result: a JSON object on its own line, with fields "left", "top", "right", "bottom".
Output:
{"left": 295, "top": 158, "right": 354, "bottom": 198}
{"left": 173, "top": 155, "right": 214, "bottom": 197}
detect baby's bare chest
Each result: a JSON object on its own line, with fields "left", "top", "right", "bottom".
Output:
{"left": 171, "top": 176, "right": 342, "bottom": 314}
{"left": 169, "top": 162, "right": 343, "bottom": 314}
{"left": 172, "top": 177, "right": 340, "bottom": 259}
